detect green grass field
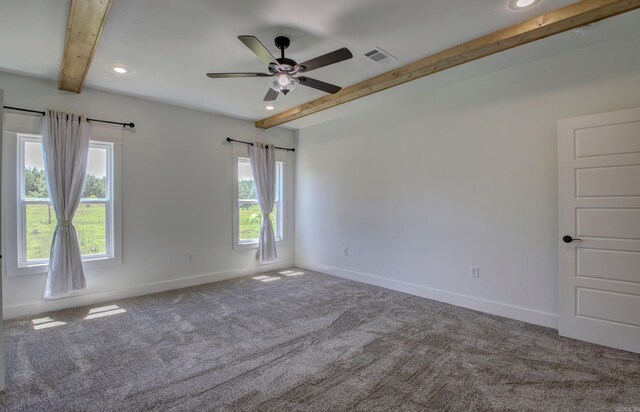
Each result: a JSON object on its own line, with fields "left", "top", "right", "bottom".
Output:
{"left": 26, "top": 203, "right": 273, "bottom": 261}
{"left": 26, "top": 203, "right": 106, "bottom": 261}
{"left": 239, "top": 204, "right": 276, "bottom": 241}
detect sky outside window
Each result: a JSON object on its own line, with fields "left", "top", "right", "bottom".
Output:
{"left": 25, "top": 141, "right": 107, "bottom": 178}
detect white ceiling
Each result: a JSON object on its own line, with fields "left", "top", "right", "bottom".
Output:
{"left": 1, "top": 1, "right": 639, "bottom": 129}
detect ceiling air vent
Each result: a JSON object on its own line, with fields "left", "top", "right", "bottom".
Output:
{"left": 364, "top": 47, "right": 396, "bottom": 64}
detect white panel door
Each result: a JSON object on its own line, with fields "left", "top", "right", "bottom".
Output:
{"left": 558, "top": 107, "right": 640, "bottom": 354}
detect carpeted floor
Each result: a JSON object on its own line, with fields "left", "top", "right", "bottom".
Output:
{"left": 1, "top": 268, "right": 639, "bottom": 411}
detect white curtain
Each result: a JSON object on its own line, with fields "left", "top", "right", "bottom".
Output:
{"left": 42, "top": 110, "right": 91, "bottom": 299}
{"left": 249, "top": 143, "right": 278, "bottom": 263}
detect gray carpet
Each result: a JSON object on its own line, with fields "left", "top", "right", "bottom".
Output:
{"left": 1, "top": 268, "right": 639, "bottom": 411}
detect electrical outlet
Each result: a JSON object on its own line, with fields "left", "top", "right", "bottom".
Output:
{"left": 343, "top": 247, "right": 348, "bottom": 256}
{"left": 187, "top": 253, "right": 194, "bottom": 263}
{"left": 471, "top": 266, "right": 480, "bottom": 278}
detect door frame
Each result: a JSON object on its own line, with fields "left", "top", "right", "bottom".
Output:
{"left": 0, "top": 89, "right": 6, "bottom": 390}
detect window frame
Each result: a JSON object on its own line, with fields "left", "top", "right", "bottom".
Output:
{"left": 17, "top": 134, "right": 116, "bottom": 267}
{"left": 232, "top": 145, "right": 286, "bottom": 250}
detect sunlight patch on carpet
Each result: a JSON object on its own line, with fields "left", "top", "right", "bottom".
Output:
{"left": 32, "top": 317, "right": 66, "bottom": 330}
{"left": 84, "top": 306, "right": 127, "bottom": 320}
{"left": 279, "top": 270, "right": 295, "bottom": 275}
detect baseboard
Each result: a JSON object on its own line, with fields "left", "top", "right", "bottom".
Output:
{"left": 8, "top": 261, "right": 558, "bottom": 328}
{"left": 297, "top": 261, "right": 558, "bottom": 329}
{"left": 4, "top": 264, "right": 292, "bottom": 319}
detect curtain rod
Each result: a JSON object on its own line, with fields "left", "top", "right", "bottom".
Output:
{"left": 226, "top": 137, "right": 295, "bottom": 152}
{"left": 3, "top": 106, "right": 135, "bottom": 128}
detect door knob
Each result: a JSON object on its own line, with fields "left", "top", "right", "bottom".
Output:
{"left": 562, "top": 235, "right": 582, "bottom": 243}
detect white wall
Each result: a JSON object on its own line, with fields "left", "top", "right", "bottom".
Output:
{"left": 0, "top": 89, "right": 6, "bottom": 390}
{"left": 0, "top": 72, "right": 296, "bottom": 318}
{"left": 295, "top": 32, "right": 640, "bottom": 328}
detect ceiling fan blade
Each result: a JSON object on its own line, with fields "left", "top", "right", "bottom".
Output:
{"left": 238, "top": 35, "right": 277, "bottom": 65}
{"left": 298, "top": 48, "right": 353, "bottom": 72}
{"left": 206, "top": 72, "right": 271, "bottom": 78}
{"left": 298, "top": 77, "right": 342, "bottom": 94}
{"left": 264, "top": 88, "right": 279, "bottom": 102}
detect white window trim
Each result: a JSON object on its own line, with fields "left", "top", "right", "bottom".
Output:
{"left": 231, "top": 144, "right": 287, "bottom": 250}
{"left": 2, "top": 119, "right": 123, "bottom": 277}
{"left": 17, "top": 136, "right": 116, "bottom": 268}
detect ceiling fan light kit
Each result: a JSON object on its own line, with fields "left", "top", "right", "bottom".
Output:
{"left": 270, "top": 73, "right": 299, "bottom": 95}
{"left": 206, "top": 35, "right": 353, "bottom": 102}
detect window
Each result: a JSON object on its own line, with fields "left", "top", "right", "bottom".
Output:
{"left": 17, "top": 134, "right": 115, "bottom": 266}
{"left": 234, "top": 156, "right": 284, "bottom": 247}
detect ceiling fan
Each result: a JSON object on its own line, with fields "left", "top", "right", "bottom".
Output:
{"left": 206, "top": 35, "right": 353, "bottom": 102}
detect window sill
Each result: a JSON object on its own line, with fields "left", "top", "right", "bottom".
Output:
{"left": 233, "top": 239, "right": 285, "bottom": 251}
{"left": 9, "top": 255, "right": 120, "bottom": 277}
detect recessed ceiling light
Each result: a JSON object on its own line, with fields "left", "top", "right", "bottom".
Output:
{"left": 508, "top": 0, "right": 541, "bottom": 10}
{"left": 265, "top": 105, "right": 275, "bottom": 110}
{"left": 110, "top": 65, "right": 128, "bottom": 74}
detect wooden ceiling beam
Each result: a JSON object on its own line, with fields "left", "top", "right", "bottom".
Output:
{"left": 256, "top": 0, "right": 640, "bottom": 129}
{"left": 59, "top": 0, "right": 114, "bottom": 93}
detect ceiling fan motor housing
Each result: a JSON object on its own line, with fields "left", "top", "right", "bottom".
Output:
{"left": 276, "top": 58, "right": 297, "bottom": 68}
